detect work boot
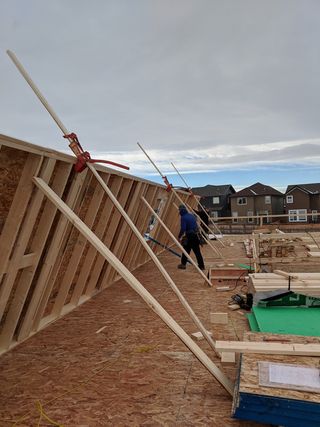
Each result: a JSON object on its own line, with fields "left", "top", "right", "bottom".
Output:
{"left": 178, "top": 264, "right": 186, "bottom": 270}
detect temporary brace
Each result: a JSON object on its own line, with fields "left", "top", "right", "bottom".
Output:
{"left": 64, "top": 132, "right": 129, "bottom": 173}
{"left": 6, "top": 51, "right": 235, "bottom": 394}
{"left": 146, "top": 235, "right": 191, "bottom": 263}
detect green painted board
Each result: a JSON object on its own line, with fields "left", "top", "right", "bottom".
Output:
{"left": 247, "top": 312, "right": 260, "bottom": 332}
{"left": 252, "top": 306, "right": 320, "bottom": 337}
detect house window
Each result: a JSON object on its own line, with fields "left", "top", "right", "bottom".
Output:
{"left": 247, "top": 211, "right": 254, "bottom": 223}
{"left": 289, "top": 209, "right": 307, "bottom": 222}
{"left": 212, "top": 196, "right": 220, "bottom": 204}
{"left": 265, "top": 196, "right": 271, "bottom": 204}
{"left": 312, "top": 210, "right": 318, "bottom": 222}
{"left": 237, "top": 197, "right": 247, "bottom": 205}
{"left": 232, "top": 212, "right": 238, "bottom": 223}
{"left": 212, "top": 211, "right": 218, "bottom": 219}
{"left": 286, "top": 195, "right": 293, "bottom": 204}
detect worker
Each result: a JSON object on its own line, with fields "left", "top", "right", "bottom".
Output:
{"left": 177, "top": 204, "right": 205, "bottom": 270}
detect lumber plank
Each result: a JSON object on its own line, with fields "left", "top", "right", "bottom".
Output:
{"left": 124, "top": 186, "right": 159, "bottom": 270}
{"left": 83, "top": 179, "right": 133, "bottom": 295}
{"left": 0, "top": 153, "right": 42, "bottom": 282}
{"left": 102, "top": 181, "right": 146, "bottom": 286}
{"left": 141, "top": 196, "right": 212, "bottom": 287}
{"left": 1, "top": 253, "right": 37, "bottom": 273}
{"left": 33, "top": 176, "right": 234, "bottom": 396}
{"left": 215, "top": 340, "right": 320, "bottom": 356}
{"left": 0, "top": 161, "right": 72, "bottom": 349}
{"left": 308, "top": 252, "right": 320, "bottom": 257}
{"left": 18, "top": 169, "right": 88, "bottom": 339}
{"left": 70, "top": 175, "right": 124, "bottom": 302}
{"left": 0, "top": 157, "right": 55, "bottom": 324}
{"left": 51, "top": 175, "right": 108, "bottom": 316}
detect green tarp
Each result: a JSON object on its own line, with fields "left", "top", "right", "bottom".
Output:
{"left": 247, "top": 306, "right": 320, "bottom": 336}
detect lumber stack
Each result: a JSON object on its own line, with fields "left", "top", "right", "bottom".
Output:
{"left": 251, "top": 232, "right": 313, "bottom": 266}
{"left": 249, "top": 272, "right": 320, "bottom": 296}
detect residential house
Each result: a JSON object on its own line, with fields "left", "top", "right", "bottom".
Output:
{"left": 230, "top": 182, "right": 284, "bottom": 224}
{"left": 284, "top": 183, "right": 320, "bottom": 223}
{"left": 192, "top": 184, "right": 235, "bottom": 219}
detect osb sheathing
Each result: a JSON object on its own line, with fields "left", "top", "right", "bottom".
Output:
{"left": 0, "top": 239, "right": 261, "bottom": 426}
{"left": 0, "top": 134, "right": 194, "bottom": 354}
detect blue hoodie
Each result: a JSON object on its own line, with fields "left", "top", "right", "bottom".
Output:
{"left": 179, "top": 208, "right": 198, "bottom": 238}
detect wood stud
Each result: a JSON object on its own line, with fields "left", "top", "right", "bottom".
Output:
{"left": 0, "top": 136, "right": 202, "bottom": 354}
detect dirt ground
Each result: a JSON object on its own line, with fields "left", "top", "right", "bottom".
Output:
{"left": 0, "top": 236, "right": 265, "bottom": 426}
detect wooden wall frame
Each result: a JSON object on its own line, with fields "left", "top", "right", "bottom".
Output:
{"left": 0, "top": 134, "right": 194, "bottom": 354}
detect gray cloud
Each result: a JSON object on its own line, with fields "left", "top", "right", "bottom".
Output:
{"left": 1, "top": 0, "right": 320, "bottom": 177}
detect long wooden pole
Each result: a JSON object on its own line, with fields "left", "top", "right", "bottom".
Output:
{"left": 183, "top": 201, "right": 223, "bottom": 258}
{"left": 7, "top": 51, "right": 210, "bottom": 305}
{"left": 7, "top": 50, "right": 69, "bottom": 135}
{"left": 137, "top": 142, "right": 222, "bottom": 258}
{"left": 172, "top": 201, "right": 222, "bottom": 259}
{"left": 171, "top": 162, "right": 225, "bottom": 246}
{"left": 7, "top": 50, "right": 226, "bottom": 368}
{"left": 34, "top": 177, "right": 234, "bottom": 395}
{"left": 142, "top": 197, "right": 212, "bottom": 286}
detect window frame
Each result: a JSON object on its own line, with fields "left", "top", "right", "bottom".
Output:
{"left": 288, "top": 209, "right": 307, "bottom": 222}
{"left": 265, "top": 195, "right": 271, "bottom": 204}
{"left": 237, "top": 197, "right": 247, "bottom": 205}
{"left": 212, "top": 196, "right": 220, "bottom": 205}
{"left": 286, "top": 195, "right": 293, "bottom": 204}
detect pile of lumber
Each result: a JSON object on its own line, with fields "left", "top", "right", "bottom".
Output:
{"left": 249, "top": 272, "right": 320, "bottom": 296}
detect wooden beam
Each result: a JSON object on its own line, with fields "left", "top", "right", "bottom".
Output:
{"left": 33, "top": 176, "right": 234, "bottom": 396}
{"left": 141, "top": 196, "right": 212, "bottom": 287}
{"left": 0, "top": 157, "right": 55, "bottom": 324}
{"left": 0, "top": 153, "right": 42, "bottom": 283}
{"left": 84, "top": 179, "right": 133, "bottom": 295}
{"left": 103, "top": 181, "right": 146, "bottom": 286}
{"left": 51, "top": 176, "right": 109, "bottom": 316}
{"left": 171, "top": 161, "right": 225, "bottom": 240}
{"left": 70, "top": 175, "right": 124, "bottom": 302}
{"left": 215, "top": 341, "right": 320, "bottom": 356}
{"left": 125, "top": 186, "right": 159, "bottom": 270}
{"left": 17, "top": 169, "right": 88, "bottom": 340}
{"left": 0, "top": 160, "right": 72, "bottom": 349}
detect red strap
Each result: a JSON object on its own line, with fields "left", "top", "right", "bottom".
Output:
{"left": 88, "top": 158, "right": 129, "bottom": 170}
{"left": 63, "top": 132, "right": 129, "bottom": 172}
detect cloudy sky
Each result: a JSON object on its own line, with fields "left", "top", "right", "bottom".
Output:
{"left": 1, "top": 0, "right": 320, "bottom": 191}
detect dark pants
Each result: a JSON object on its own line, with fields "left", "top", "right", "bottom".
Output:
{"left": 181, "top": 233, "right": 205, "bottom": 269}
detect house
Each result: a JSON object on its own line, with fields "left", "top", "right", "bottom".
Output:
{"left": 192, "top": 184, "right": 235, "bottom": 218}
{"left": 230, "top": 182, "right": 284, "bottom": 224}
{"left": 284, "top": 183, "right": 320, "bottom": 223}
